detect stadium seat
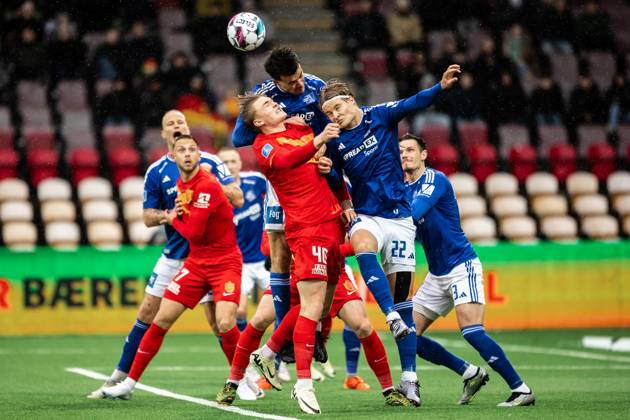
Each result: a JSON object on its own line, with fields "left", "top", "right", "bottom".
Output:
{"left": 108, "top": 147, "right": 141, "bottom": 186}
{"left": 566, "top": 171, "right": 599, "bottom": 197}
{"left": 69, "top": 148, "right": 100, "bottom": 185}
{"left": 0, "top": 148, "right": 18, "bottom": 179}
{"left": 37, "top": 177, "right": 72, "bottom": 203}
{"left": 245, "top": 54, "right": 269, "bottom": 89}
{"left": 239, "top": 145, "right": 259, "bottom": 171}
{"left": 607, "top": 171, "right": 630, "bottom": 196}
{"left": 548, "top": 144, "right": 577, "bottom": 183}
{"left": 27, "top": 148, "right": 59, "bottom": 186}
{"left": 540, "top": 216, "right": 578, "bottom": 241}
{"left": 508, "top": 144, "right": 537, "bottom": 183}
{"left": 457, "top": 120, "right": 488, "bottom": 152}
{"left": 141, "top": 128, "right": 163, "bottom": 151}
{"left": 123, "top": 199, "right": 143, "bottom": 223}
{"left": 532, "top": 195, "right": 569, "bottom": 218}
{"left": 357, "top": 49, "right": 389, "bottom": 80}
{"left": 119, "top": 176, "right": 144, "bottom": 202}
{"left": 457, "top": 195, "right": 487, "bottom": 218}
{"left": 62, "top": 110, "right": 92, "bottom": 131}
{"left": 128, "top": 221, "right": 161, "bottom": 246}
{"left": 147, "top": 147, "right": 169, "bottom": 164}
{"left": 103, "top": 124, "right": 135, "bottom": 152}
{"left": 498, "top": 123, "right": 530, "bottom": 159}
{"left": 587, "top": 142, "right": 616, "bottom": 182}
{"left": 87, "top": 221, "right": 123, "bottom": 248}
{"left": 163, "top": 32, "right": 194, "bottom": 59}
{"left": 617, "top": 125, "right": 630, "bottom": 157}
{"left": 158, "top": 7, "right": 187, "bottom": 32}
{"left": 77, "top": 177, "right": 112, "bottom": 202}
{"left": 190, "top": 126, "right": 215, "bottom": 152}
{"left": 64, "top": 128, "right": 97, "bottom": 151}
{"left": 499, "top": 216, "right": 538, "bottom": 242}
{"left": 550, "top": 53, "right": 578, "bottom": 99}
{"left": 485, "top": 172, "right": 518, "bottom": 198}
{"left": 0, "top": 178, "right": 29, "bottom": 202}
{"left": 82, "top": 200, "right": 118, "bottom": 222}
{"left": 525, "top": 172, "right": 559, "bottom": 197}
{"left": 461, "top": 216, "right": 497, "bottom": 243}
{"left": 429, "top": 143, "right": 459, "bottom": 175}
{"left": 41, "top": 200, "right": 76, "bottom": 223}
{"left": 21, "top": 109, "right": 52, "bottom": 128}
{"left": 468, "top": 143, "right": 497, "bottom": 183}
{"left": 573, "top": 194, "right": 609, "bottom": 217}
{"left": 55, "top": 80, "right": 88, "bottom": 112}
{"left": 0, "top": 127, "right": 14, "bottom": 149}
{"left": 367, "top": 79, "right": 397, "bottom": 105}
{"left": 427, "top": 30, "right": 457, "bottom": 62}
{"left": 613, "top": 195, "right": 630, "bottom": 217}
{"left": 23, "top": 127, "right": 55, "bottom": 151}
{"left": 577, "top": 125, "right": 607, "bottom": 157}
{"left": 45, "top": 221, "right": 81, "bottom": 249}
{"left": 491, "top": 195, "right": 528, "bottom": 219}
{"left": 449, "top": 172, "right": 478, "bottom": 197}
{"left": 17, "top": 81, "right": 47, "bottom": 108}
{"left": 0, "top": 201, "right": 33, "bottom": 223}
{"left": 2, "top": 221, "right": 37, "bottom": 250}
{"left": 538, "top": 124, "right": 569, "bottom": 156}
{"left": 581, "top": 215, "right": 619, "bottom": 240}
{"left": 419, "top": 124, "right": 450, "bottom": 149}
{"left": 585, "top": 51, "right": 615, "bottom": 91}
{"left": 205, "top": 55, "right": 239, "bottom": 99}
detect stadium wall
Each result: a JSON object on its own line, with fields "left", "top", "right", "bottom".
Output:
{"left": 0, "top": 242, "right": 628, "bottom": 335}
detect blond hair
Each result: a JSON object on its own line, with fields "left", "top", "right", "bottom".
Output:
{"left": 237, "top": 93, "right": 266, "bottom": 129}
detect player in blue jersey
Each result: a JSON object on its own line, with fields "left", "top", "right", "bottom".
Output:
{"left": 318, "top": 65, "right": 460, "bottom": 405}
{"left": 400, "top": 134, "right": 535, "bottom": 407}
{"left": 87, "top": 110, "right": 252, "bottom": 399}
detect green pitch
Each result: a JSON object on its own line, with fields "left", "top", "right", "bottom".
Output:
{"left": 2, "top": 329, "right": 629, "bottom": 419}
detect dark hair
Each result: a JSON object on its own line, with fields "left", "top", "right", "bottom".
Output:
{"left": 173, "top": 133, "right": 198, "bottom": 145}
{"left": 399, "top": 133, "right": 426, "bottom": 151}
{"left": 264, "top": 47, "right": 300, "bottom": 80}
{"left": 320, "top": 79, "right": 355, "bottom": 105}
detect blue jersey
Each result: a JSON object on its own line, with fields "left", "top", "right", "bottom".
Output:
{"left": 143, "top": 152, "right": 235, "bottom": 260}
{"left": 232, "top": 74, "right": 329, "bottom": 146}
{"left": 406, "top": 168, "right": 477, "bottom": 276}
{"left": 233, "top": 171, "right": 267, "bottom": 263}
{"left": 328, "top": 83, "right": 442, "bottom": 219}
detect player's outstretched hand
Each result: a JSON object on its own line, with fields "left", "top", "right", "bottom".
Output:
{"left": 285, "top": 116, "right": 307, "bottom": 126}
{"left": 314, "top": 123, "right": 340, "bottom": 148}
{"left": 162, "top": 209, "right": 177, "bottom": 225}
{"left": 341, "top": 208, "right": 357, "bottom": 225}
{"left": 440, "top": 64, "right": 461, "bottom": 90}
{"left": 318, "top": 156, "right": 333, "bottom": 174}
{"left": 174, "top": 198, "right": 185, "bottom": 216}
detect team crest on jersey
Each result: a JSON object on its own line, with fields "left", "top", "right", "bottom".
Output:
{"left": 177, "top": 188, "right": 194, "bottom": 215}
{"left": 224, "top": 281, "right": 235, "bottom": 293}
{"left": 245, "top": 190, "right": 256, "bottom": 202}
{"left": 262, "top": 143, "right": 273, "bottom": 158}
{"left": 303, "top": 93, "right": 316, "bottom": 104}
{"left": 343, "top": 279, "right": 357, "bottom": 293}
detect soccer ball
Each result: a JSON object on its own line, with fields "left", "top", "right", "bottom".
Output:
{"left": 227, "top": 12, "right": 266, "bottom": 52}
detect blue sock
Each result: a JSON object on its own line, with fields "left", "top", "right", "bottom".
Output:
{"left": 462, "top": 324, "right": 523, "bottom": 389}
{"left": 116, "top": 319, "right": 150, "bottom": 373}
{"left": 342, "top": 325, "right": 361, "bottom": 376}
{"left": 416, "top": 335, "right": 468, "bottom": 375}
{"left": 394, "top": 301, "right": 417, "bottom": 374}
{"left": 270, "top": 272, "right": 290, "bottom": 329}
{"left": 356, "top": 252, "right": 394, "bottom": 315}
{"left": 236, "top": 318, "right": 247, "bottom": 332}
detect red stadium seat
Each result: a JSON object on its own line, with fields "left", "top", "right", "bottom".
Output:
{"left": 108, "top": 147, "right": 141, "bottom": 186}
{"left": 27, "top": 148, "right": 59, "bottom": 186}
{"left": 509, "top": 144, "right": 538, "bottom": 183}
{"left": 239, "top": 145, "right": 259, "bottom": 171}
{"left": 0, "top": 128, "right": 14, "bottom": 149}
{"left": 103, "top": 124, "right": 135, "bottom": 152}
{"left": 587, "top": 142, "right": 616, "bottom": 182}
{"left": 69, "top": 147, "right": 100, "bottom": 185}
{"left": 0, "top": 148, "right": 18, "bottom": 179}
{"left": 429, "top": 143, "right": 459, "bottom": 175}
{"left": 548, "top": 144, "right": 577, "bottom": 183}
{"left": 358, "top": 49, "right": 389, "bottom": 80}
{"left": 23, "top": 128, "right": 55, "bottom": 150}
{"left": 419, "top": 124, "right": 450, "bottom": 148}
{"left": 457, "top": 120, "right": 488, "bottom": 152}
{"left": 190, "top": 126, "right": 216, "bottom": 153}
{"left": 468, "top": 143, "right": 497, "bottom": 183}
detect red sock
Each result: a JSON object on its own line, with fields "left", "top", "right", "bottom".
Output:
{"left": 267, "top": 304, "right": 300, "bottom": 353}
{"left": 229, "top": 324, "right": 265, "bottom": 382}
{"left": 128, "top": 323, "right": 168, "bottom": 381}
{"left": 294, "top": 315, "right": 317, "bottom": 379}
{"left": 360, "top": 330, "right": 393, "bottom": 390}
{"left": 219, "top": 326, "right": 240, "bottom": 364}
{"left": 321, "top": 314, "right": 332, "bottom": 342}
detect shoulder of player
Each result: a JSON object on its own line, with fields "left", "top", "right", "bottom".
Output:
{"left": 144, "top": 154, "right": 169, "bottom": 180}
{"left": 199, "top": 151, "right": 224, "bottom": 164}
{"left": 240, "top": 171, "right": 266, "bottom": 181}
{"left": 254, "top": 80, "right": 276, "bottom": 95}
{"left": 423, "top": 168, "right": 448, "bottom": 185}
{"left": 304, "top": 73, "right": 325, "bottom": 87}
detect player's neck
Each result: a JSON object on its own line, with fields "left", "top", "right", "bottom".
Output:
{"left": 407, "top": 165, "right": 425, "bottom": 183}
{"left": 348, "top": 109, "right": 363, "bottom": 129}
{"left": 261, "top": 122, "right": 287, "bottom": 135}
{"left": 180, "top": 165, "right": 200, "bottom": 183}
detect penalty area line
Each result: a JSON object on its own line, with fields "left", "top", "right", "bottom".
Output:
{"left": 66, "top": 367, "right": 298, "bottom": 420}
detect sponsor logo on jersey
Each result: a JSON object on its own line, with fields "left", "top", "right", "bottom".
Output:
{"left": 166, "top": 186, "right": 178, "bottom": 195}
{"left": 193, "top": 192, "right": 211, "bottom": 209}
{"left": 224, "top": 281, "right": 235, "bottom": 293}
{"left": 233, "top": 202, "right": 262, "bottom": 225}
{"left": 420, "top": 183, "right": 435, "bottom": 197}
{"left": 338, "top": 142, "right": 345, "bottom": 150}
{"left": 311, "top": 263, "right": 327, "bottom": 276}
{"left": 342, "top": 135, "right": 378, "bottom": 161}
{"left": 262, "top": 143, "right": 273, "bottom": 158}
{"left": 162, "top": 175, "right": 171, "bottom": 183}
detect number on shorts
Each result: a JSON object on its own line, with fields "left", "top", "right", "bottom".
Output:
{"left": 312, "top": 246, "right": 328, "bottom": 264}
{"left": 391, "top": 240, "right": 407, "bottom": 258}
{"left": 174, "top": 268, "right": 190, "bottom": 282}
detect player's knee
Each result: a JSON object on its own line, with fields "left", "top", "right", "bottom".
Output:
{"left": 354, "top": 319, "right": 373, "bottom": 339}
{"left": 236, "top": 307, "right": 247, "bottom": 320}
{"left": 216, "top": 316, "right": 236, "bottom": 333}
{"left": 352, "top": 240, "right": 374, "bottom": 254}
{"left": 300, "top": 301, "right": 323, "bottom": 320}
{"left": 137, "top": 297, "right": 159, "bottom": 323}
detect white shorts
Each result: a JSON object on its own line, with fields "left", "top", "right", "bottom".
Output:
{"left": 412, "top": 258, "right": 485, "bottom": 320}
{"left": 146, "top": 254, "right": 184, "bottom": 298}
{"left": 241, "top": 260, "right": 270, "bottom": 296}
{"left": 264, "top": 181, "right": 284, "bottom": 231}
{"left": 349, "top": 214, "right": 416, "bottom": 274}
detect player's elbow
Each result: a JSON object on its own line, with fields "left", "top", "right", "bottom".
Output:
{"left": 229, "top": 188, "right": 245, "bottom": 208}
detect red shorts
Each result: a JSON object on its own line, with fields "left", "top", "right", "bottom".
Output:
{"left": 163, "top": 258, "right": 242, "bottom": 308}
{"left": 286, "top": 220, "right": 345, "bottom": 284}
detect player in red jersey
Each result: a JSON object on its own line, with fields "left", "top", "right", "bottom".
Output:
{"left": 103, "top": 134, "right": 242, "bottom": 399}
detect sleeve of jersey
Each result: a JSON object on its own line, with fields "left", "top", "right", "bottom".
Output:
{"left": 268, "top": 140, "right": 317, "bottom": 170}
{"left": 202, "top": 155, "right": 235, "bottom": 185}
{"left": 143, "top": 171, "right": 161, "bottom": 209}
{"left": 380, "top": 83, "right": 442, "bottom": 124}
{"left": 171, "top": 184, "right": 219, "bottom": 243}
{"left": 232, "top": 116, "right": 257, "bottom": 147}
{"left": 411, "top": 173, "right": 445, "bottom": 223}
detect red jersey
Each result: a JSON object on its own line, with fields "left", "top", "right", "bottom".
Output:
{"left": 171, "top": 169, "right": 241, "bottom": 266}
{"left": 253, "top": 123, "right": 349, "bottom": 236}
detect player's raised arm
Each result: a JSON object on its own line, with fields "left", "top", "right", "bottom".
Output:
{"left": 232, "top": 114, "right": 258, "bottom": 147}
{"left": 200, "top": 158, "right": 244, "bottom": 208}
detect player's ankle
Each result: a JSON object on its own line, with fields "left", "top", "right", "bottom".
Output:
{"left": 462, "top": 364, "right": 478, "bottom": 380}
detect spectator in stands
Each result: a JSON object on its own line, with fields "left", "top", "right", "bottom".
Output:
{"left": 91, "top": 27, "right": 127, "bottom": 81}
{"left": 489, "top": 70, "right": 527, "bottom": 124}
{"left": 11, "top": 27, "right": 46, "bottom": 81}
{"left": 605, "top": 73, "right": 630, "bottom": 130}
{"left": 471, "top": 37, "right": 515, "bottom": 94}
{"left": 47, "top": 21, "right": 86, "bottom": 85}
{"left": 97, "top": 77, "right": 138, "bottom": 125}
{"left": 190, "top": 0, "right": 231, "bottom": 58}
{"left": 441, "top": 71, "right": 482, "bottom": 122}
{"left": 139, "top": 75, "right": 172, "bottom": 128}
{"left": 44, "top": 12, "right": 77, "bottom": 41}
{"left": 536, "top": 0, "right": 575, "bottom": 55}
{"left": 175, "top": 73, "right": 217, "bottom": 114}
{"left": 124, "top": 20, "right": 163, "bottom": 80}
{"left": 530, "top": 75, "right": 565, "bottom": 125}
{"left": 386, "top": 0, "right": 423, "bottom": 76}
{"left": 164, "top": 51, "right": 198, "bottom": 101}
{"left": 569, "top": 73, "right": 605, "bottom": 125}
{"left": 396, "top": 51, "right": 435, "bottom": 98}
{"left": 574, "top": 1, "right": 615, "bottom": 51}
{"left": 433, "top": 37, "right": 465, "bottom": 79}
{"left": 342, "top": 0, "right": 389, "bottom": 57}
{"left": 3, "top": 1, "right": 43, "bottom": 51}
{"left": 502, "top": 23, "right": 533, "bottom": 78}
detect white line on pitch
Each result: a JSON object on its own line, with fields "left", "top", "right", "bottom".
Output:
{"left": 66, "top": 368, "right": 298, "bottom": 420}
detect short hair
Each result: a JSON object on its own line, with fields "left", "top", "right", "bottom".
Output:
{"left": 264, "top": 47, "right": 300, "bottom": 80}
{"left": 173, "top": 133, "right": 198, "bottom": 145}
{"left": 320, "top": 79, "right": 355, "bottom": 106}
{"left": 399, "top": 133, "right": 426, "bottom": 151}
{"left": 237, "top": 92, "right": 266, "bottom": 129}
